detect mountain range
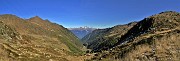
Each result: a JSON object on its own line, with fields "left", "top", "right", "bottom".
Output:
{"left": 0, "top": 11, "right": 180, "bottom": 61}
{"left": 82, "top": 22, "right": 137, "bottom": 51}
{"left": 68, "top": 27, "right": 96, "bottom": 39}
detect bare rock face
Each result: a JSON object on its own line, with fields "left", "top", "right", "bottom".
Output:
{"left": 0, "top": 21, "right": 19, "bottom": 41}
{"left": 89, "top": 11, "right": 180, "bottom": 61}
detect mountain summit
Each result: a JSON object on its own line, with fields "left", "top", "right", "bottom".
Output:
{"left": 0, "top": 14, "right": 83, "bottom": 61}
{"left": 68, "top": 26, "right": 96, "bottom": 39}
{"left": 29, "top": 16, "right": 43, "bottom": 21}
{"left": 85, "top": 11, "right": 180, "bottom": 61}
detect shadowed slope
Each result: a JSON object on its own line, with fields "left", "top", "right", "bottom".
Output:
{"left": 89, "top": 11, "right": 180, "bottom": 61}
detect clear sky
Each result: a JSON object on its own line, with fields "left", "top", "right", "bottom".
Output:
{"left": 0, "top": 0, "right": 180, "bottom": 28}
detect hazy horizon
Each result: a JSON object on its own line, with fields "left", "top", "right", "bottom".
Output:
{"left": 0, "top": 0, "right": 180, "bottom": 28}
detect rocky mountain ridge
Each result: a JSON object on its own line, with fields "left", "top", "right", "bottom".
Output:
{"left": 85, "top": 11, "right": 180, "bottom": 61}
{"left": 82, "top": 22, "right": 137, "bottom": 52}
{"left": 0, "top": 14, "right": 84, "bottom": 61}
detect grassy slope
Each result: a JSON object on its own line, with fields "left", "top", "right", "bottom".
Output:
{"left": 90, "top": 11, "right": 180, "bottom": 61}
{"left": 82, "top": 22, "right": 137, "bottom": 52}
{"left": 0, "top": 15, "right": 83, "bottom": 61}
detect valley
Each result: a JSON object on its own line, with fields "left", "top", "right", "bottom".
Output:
{"left": 0, "top": 11, "right": 180, "bottom": 61}
{"left": 68, "top": 26, "right": 96, "bottom": 39}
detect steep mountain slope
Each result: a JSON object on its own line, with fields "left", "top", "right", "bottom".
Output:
{"left": 82, "top": 22, "right": 137, "bottom": 52}
{"left": 0, "top": 14, "right": 83, "bottom": 61}
{"left": 68, "top": 27, "right": 96, "bottom": 39}
{"left": 0, "top": 21, "right": 23, "bottom": 61}
{"left": 89, "top": 11, "right": 180, "bottom": 61}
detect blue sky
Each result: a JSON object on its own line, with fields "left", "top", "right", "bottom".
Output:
{"left": 0, "top": 0, "right": 180, "bottom": 28}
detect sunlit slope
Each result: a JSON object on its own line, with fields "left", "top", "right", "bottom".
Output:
{"left": 0, "top": 14, "right": 83, "bottom": 61}
{"left": 89, "top": 11, "right": 180, "bottom": 61}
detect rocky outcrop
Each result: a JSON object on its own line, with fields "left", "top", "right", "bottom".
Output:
{"left": 90, "top": 11, "right": 180, "bottom": 61}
